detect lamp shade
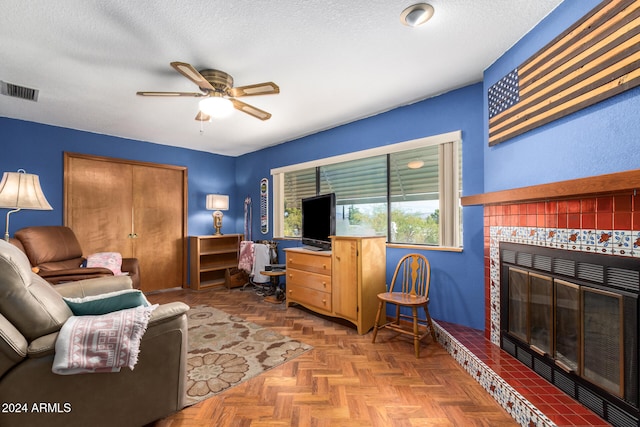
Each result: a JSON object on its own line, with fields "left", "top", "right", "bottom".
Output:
{"left": 206, "top": 194, "right": 229, "bottom": 211}
{"left": 0, "top": 170, "right": 53, "bottom": 210}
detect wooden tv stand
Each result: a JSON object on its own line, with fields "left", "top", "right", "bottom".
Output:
{"left": 285, "top": 236, "right": 386, "bottom": 334}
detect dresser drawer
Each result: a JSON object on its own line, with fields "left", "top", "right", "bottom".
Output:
{"left": 286, "top": 251, "right": 331, "bottom": 276}
{"left": 287, "top": 268, "right": 331, "bottom": 293}
{"left": 287, "top": 283, "right": 332, "bottom": 312}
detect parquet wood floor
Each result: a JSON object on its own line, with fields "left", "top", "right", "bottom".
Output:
{"left": 147, "top": 287, "right": 518, "bottom": 427}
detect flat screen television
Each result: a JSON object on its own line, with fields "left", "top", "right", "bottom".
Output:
{"left": 301, "top": 193, "right": 336, "bottom": 251}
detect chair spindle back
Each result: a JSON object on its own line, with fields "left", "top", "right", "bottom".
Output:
{"left": 391, "top": 254, "right": 431, "bottom": 298}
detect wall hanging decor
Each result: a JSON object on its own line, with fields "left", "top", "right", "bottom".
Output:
{"left": 244, "top": 196, "right": 252, "bottom": 241}
{"left": 260, "top": 178, "right": 269, "bottom": 234}
{"left": 488, "top": 0, "right": 640, "bottom": 146}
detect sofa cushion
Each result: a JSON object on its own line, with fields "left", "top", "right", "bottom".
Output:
{"left": 63, "top": 289, "right": 150, "bottom": 316}
{"left": 0, "top": 240, "right": 72, "bottom": 341}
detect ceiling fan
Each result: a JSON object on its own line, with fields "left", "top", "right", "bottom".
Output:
{"left": 137, "top": 61, "right": 279, "bottom": 121}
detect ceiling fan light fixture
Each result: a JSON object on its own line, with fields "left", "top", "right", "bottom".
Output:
{"left": 199, "top": 95, "right": 234, "bottom": 118}
{"left": 400, "top": 3, "right": 434, "bottom": 27}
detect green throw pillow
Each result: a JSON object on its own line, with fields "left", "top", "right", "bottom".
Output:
{"left": 64, "top": 289, "right": 150, "bottom": 316}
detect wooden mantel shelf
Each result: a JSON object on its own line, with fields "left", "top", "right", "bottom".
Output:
{"left": 461, "top": 168, "right": 640, "bottom": 206}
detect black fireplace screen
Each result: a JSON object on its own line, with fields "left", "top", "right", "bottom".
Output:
{"left": 500, "top": 242, "right": 639, "bottom": 425}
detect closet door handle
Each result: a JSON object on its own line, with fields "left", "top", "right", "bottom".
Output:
{"left": 129, "top": 207, "right": 137, "bottom": 239}
{"left": 128, "top": 208, "right": 140, "bottom": 238}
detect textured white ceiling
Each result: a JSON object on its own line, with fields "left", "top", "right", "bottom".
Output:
{"left": 0, "top": 1, "right": 562, "bottom": 156}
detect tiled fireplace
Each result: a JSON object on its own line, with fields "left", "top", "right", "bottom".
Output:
{"left": 480, "top": 189, "right": 640, "bottom": 426}
{"left": 500, "top": 241, "right": 640, "bottom": 425}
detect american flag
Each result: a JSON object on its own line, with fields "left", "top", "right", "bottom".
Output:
{"left": 488, "top": 0, "right": 640, "bottom": 146}
{"left": 488, "top": 69, "right": 520, "bottom": 119}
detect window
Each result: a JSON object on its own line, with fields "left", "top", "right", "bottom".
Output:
{"left": 389, "top": 146, "right": 440, "bottom": 244}
{"left": 320, "top": 155, "right": 388, "bottom": 237}
{"left": 283, "top": 168, "right": 316, "bottom": 237}
{"left": 272, "top": 131, "right": 461, "bottom": 247}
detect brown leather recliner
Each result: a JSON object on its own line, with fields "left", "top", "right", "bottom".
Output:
{"left": 0, "top": 239, "right": 188, "bottom": 427}
{"left": 13, "top": 226, "right": 140, "bottom": 289}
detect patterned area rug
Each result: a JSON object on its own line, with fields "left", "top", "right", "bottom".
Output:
{"left": 184, "top": 305, "right": 312, "bottom": 406}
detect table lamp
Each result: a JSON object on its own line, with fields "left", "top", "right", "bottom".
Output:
{"left": 206, "top": 194, "right": 229, "bottom": 235}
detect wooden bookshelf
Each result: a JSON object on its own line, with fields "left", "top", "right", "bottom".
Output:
{"left": 189, "top": 234, "right": 242, "bottom": 290}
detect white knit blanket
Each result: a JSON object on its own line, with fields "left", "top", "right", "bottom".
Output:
{"left": 53, "top": 305, "right": 156, "bottom": 375}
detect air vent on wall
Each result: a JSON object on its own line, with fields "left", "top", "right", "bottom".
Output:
{"left": 1, "top": 80, "right": 39, "bottom": 101}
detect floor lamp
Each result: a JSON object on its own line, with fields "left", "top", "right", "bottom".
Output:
{"left": 0, "top": 169, "right": 53, "bottom": 242}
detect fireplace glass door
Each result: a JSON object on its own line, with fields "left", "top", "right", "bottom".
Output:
{"left": 554, "top": 280, "right": 580, "bottom": 373}
{"left": 582, "top": 287, "right": 623, "bottom": 397}
{"left": 507, "top": 268, "right": 553, "bottom": 354}
{"left": 508, "top": 268, "right": 528, "bottom": 342}
{"left": 529, "top": 273, "right": 552, "bottom": 355}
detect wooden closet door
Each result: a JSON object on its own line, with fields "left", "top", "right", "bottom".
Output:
{"left": 132, "top": 164, "right": 186, "bottom": 292}
{"left": 65, "top": 156, "right": 134, "bottom": 257}
{"left": 65, "top": 153, "right": 187, "bottom": 292}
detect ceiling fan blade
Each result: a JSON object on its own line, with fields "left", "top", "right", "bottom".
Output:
{"left": 230, "top": 99, "right": 272, "bottom": 120}
{"left": 136, "top": 91, "right": 204, "bottom": 97}
{"left": 195, "top": 111, "right": 211, "bottom": 121}
{"left": 229, "top": 82, "right": 280, "bottom": 97}
{"left": 170, "top": 61, "right": 216, "bottom": 91}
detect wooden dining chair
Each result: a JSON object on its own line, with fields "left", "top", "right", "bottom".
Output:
{"left": 371, "top": 253, "right": 436, "bottom": 358}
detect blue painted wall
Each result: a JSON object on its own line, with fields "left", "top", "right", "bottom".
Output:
{"left": 236, "top": 84, "right": 487, "bottom": 329}
{"left": 5, "top": 0, "right": 636, "bottom": 331}
{"left": 2, "top": 83, "right": 487, "bottom": 330}
{"left": 0, "top": 118, "right": 237, "bottom": 236}
{"left": 483, "top": 0, "right": 640, "bottom": 192}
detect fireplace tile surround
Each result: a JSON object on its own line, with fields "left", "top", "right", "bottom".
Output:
{"left": 439, "top": 186, "right": 640, "bottom": 426}
{"left": 462, "top": 190, "right": 640, "bottom": 426}
{"left": 484, "top": 192, "right": 640, "bottom": 346}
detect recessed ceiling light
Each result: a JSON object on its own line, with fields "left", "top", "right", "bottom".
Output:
{"left": 400, "top": 3, "right": 435, "bottom": 28}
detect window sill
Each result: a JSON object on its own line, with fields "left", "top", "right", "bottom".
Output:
{"left": 386, "top": 243, "right": 463, "bottom": 252}
{"left": 275, "top": 238, "right": 463, "bottom": 253}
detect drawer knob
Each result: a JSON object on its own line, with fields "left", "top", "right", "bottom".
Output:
{"left": 322, "top": 282, "right": 326, "bottom": 287}
{"left": 322, "top": 264, "right": 327, "bottom": 269}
